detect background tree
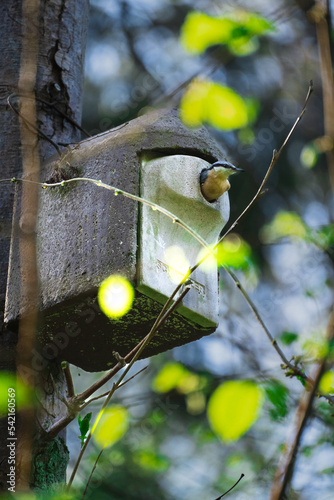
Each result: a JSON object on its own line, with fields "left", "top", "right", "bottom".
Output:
{"left": 0, "top": 0, "right": 89, "bottom": 490}
{"left": 1, "top": 0, "right": 334, "bottom": 499}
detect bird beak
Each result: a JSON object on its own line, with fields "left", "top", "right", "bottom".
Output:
{"left": 234, "top": 167, "right": 244, "bottom": 172}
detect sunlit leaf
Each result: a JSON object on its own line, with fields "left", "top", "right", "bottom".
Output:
{"left": 225, "top": 453, "right": 244, "bottom": 467}
{"left": 0, "top": 372, "right": 33, "bottom": 416}
{"left": 319, "top": 371, "right": 334, "bottom": 393}
{"left": 180, "top": 12, "right": 236, "bottom": 54}
{"left": 242, "top": 12, "right": 274, "bottom": 35}
{"left": 280, "top": 331, "right": 298, "bottom": 346}
{"left": 163, "top": 245, "right": 190, "bottom": 283}
{"left": 178, "top": 373, "right": 206, "bottom": 394}
{"left": 228, "top": 35, "right": 259, "bottom": 56}
{"left": 180, "top": 79, "right": 249, "bottom": 130}
{"left": 300, "top": 143, "right": 318, "bottom": 169}
{"left": 92, "top": 406, "right": 129, "bottom": 449}
{"left": 217, "top": 233, "right": 252, "bottom": 270}
{"left": 260, "top": 211, "right": 307, "bottom": 243}
{"left": 152, "top": 362, "right": 188, "bottom": 393}
{"left": 196, "top": 245, "right": 218, "bottom": 273}
{"left": 133, "top": 450, "right": 170, "bottom": 472}
{"left": 180, "top": 11, "right": 273, "bottom": 56}
{"left": 207, "top": 380, "right": 264, "bottom": 442}
{"left": 302, "top": 333, "right": 329, "bottom": 360}
{"left": 186, "top": 391, "right": 206, "bottom": 415}
{"left": 244, "top": 97, "right": 261, "bottom": 124}
{"left": 238, "top": 127, "right": 255, "bottom": 145}
{"left": 264, "top": 380, "right": 289, "bottom": 421}
{"left": 98, "top": 275, "right": 134, "bottom": 319}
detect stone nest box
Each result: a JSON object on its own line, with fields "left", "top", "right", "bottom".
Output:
{"left": 5, "top": 108, "right": 231, "bottom": 372}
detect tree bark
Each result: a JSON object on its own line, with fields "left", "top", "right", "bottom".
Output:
{"left": 0, "top": 0, "right": 89, "bottom": 491}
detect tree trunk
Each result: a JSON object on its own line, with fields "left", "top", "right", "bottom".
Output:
{"left": 0, "top": 0, "right": 89, "bottom": 491}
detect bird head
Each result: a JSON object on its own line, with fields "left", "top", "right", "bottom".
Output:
{"left": 200, "top": 160, "right": 243, "bottom": 203}
{"left": 210, "top": 161, "right": 244, "bottom": 178}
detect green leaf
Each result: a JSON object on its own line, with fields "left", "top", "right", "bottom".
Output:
{"left": 133, "top": 450, "right": 170, "bottom": 472}
{"left": 78, "top": 412, "right": 92, "bottom": 446}
{"left": 302, "top": 333, "right": 329, "bottom": 360}
{"left": 217, "top": 233, "right": 253, "bottom": 270}
{"left": 319, "top": 371, "right": 334, "bottom": 393}
{"left": 280, "top": 331, "right": 298, "bottom": 346}
{"left": 300, "top": 143, "right": 318, "bottom": 169}
{"left": 180, "top": 79, "right": 249, "bottom": 130}
{"left": 0, "top": 372, "right": 33, "bottom": 417}
{"left": 180, "top": 11, "right": 274, "bottom": 56}
{"left": 260, "top": 211, "right": 307, "bottom": 243}
{"left": 314, "top": 224, "right": 334, "bottom": 250}
{"left": 207, "top": 380, "right": 264, "bottom": 442}
{"left": 264, "top": 380, "right": 289, "bottom": 421}
{"left": 92, "top": 406, "right": 129, "bottom": 449}
{"left": 152, "top": 362, "right": 188, "bottom": 393}
{"left": 180, "top": 12, "right": 237, "bottom": 54}
{"left": 302, "top": 446, "right": 312, "bottom": 457}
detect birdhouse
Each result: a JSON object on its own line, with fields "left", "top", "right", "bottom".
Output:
{"left": 5, "top": 108, "right": 231, "bottom": 371}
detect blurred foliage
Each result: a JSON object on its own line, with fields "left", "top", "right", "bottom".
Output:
{"left": 264, "top": 379, "right": 289, "bottom": 421}
{"left": 180, "top": 11, "right": 274, "bottom": 56}
{"left": 70, "top": 0, "right": 334, "bottom": 498}
{"left": 280, "top": 331, "right": 299, "bottom": 345}
{"left": 0, "top": 372, "right": 33, "bottom": 416}
{"left": 217, "top": 233, "right": 253, "bottom": 270}
{"left": 92, "top": 406, "right": 129, "bottom": 449}
{"left": 180, "top": 79, "right": 249, "bottom": 129}
{"left": 163, "top": 245, "right": 190, "bottom": 283}
{"left": 207, "top": 380, "right": 264, "bottom": 442}
{"left": 319, "top": 370, "right": 334, "bottom": 394}
{"left": 152, "top": 361, "right": 206, "bottom": 394}
{"left": 260, "top": 211, "right": 307, "bottom": 242}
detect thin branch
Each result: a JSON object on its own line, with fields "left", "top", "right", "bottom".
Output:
{"left": 6, "top": 176, "right": 213, "bottom": 255}
{"left": 214, "top": 473, "right": 245, "bottom": 499}
{"left": 8, "top": 92, "right": 91, "bottom": 138}
{"left": 80, "top": 366, "right": 148, "bottom": 409}
{"left": 269, "top": 308, "right": 334, "bottom": 500}
{"left": 66, "top": 285, "right": 191, "bottom": 490}
{"left": 224, "top": 265, "right": 334, "bottom": 404}
{"left": 81, "top": 447, "right": 105, "bottom": 500}
{"left": 215, "top": 81, "right": 313, "bottom": 250}
{"left": 63, "top": 363, "right": 75, "bottom": 399}
{"left": 5, "top": 83, "right": 321, "bottom": 450}
{"left": 223, "top": 267, "right": 298, "bottom": 371}
{"left": 7, "top": 93, "right": 62, "bottom": 156}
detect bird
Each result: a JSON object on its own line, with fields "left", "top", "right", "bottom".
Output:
{"left": 200, "top": 160, "right": 244, "bottom": 203}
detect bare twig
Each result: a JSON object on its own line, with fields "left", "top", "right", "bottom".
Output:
{"left": 80, "top": 366, "right": 148, "bottom": 409}
{"left": 214, "top": 473, "right": 245, "bottom": 499}
{"left": 7, "top": 93, "right": 62, "bottom": 156}
{"left": 223, "top": 266, "right": 301, "bottom": 374}
{"left": 5, "top": 176, "right": 213, "bottom": 255}
{"left": 270, "top": 308, "right": 334, "bottom": 500}
{"left": 66, "top": 285, "right": 191, "bottom": 490}
{"left": 67, "top": 85, "right": 313, "bottom": 482}
{"left": 63, "top": 363, "right": 75, "bottom": 399}
{"left": 215, "top": 81, "right": 313, "bottom": 250}
{"left": 81, "top": 447, "right": 104, "bottom": 500}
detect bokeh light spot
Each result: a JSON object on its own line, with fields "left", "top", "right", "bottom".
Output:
{"left": 98, "top": 275, "right": 134, "bottom": 319}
